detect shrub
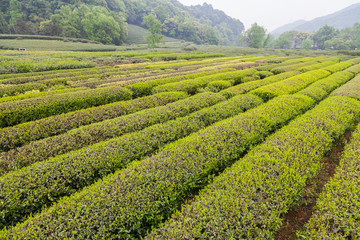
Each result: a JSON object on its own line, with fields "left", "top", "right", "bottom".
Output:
{"left": 344, "top": 63, "right": 360, "bottom": 75}
{"left": 153, "top": 68, "right": 258, "bottom": 95}
{"left": 271, "top": 60, "right": 321, "bottom": 74}
{"left": 298, "top": 71, "right": 354, "bottom": 101}
{"left": 0, "top": 92, "right": 187, "bottom": 152}
{"left": 302, "top": 123, "right": 360, "bottom": 239}
{"left": 148, "top": 96, "right": 360, "bottom": 239}
{"left": 0, "top": 87, "right": 89, "bottom": 104}
{"left": 322, "top": 61, "right": 354, "bottom": 73}
{"left": 256, "top": 71, "right": 274, "bottom": 79}
{"left": 331, "top": 74, "right": 360, "bottom": 100}
{"left": 0, "top": 86, "right": 133, "bottom": 128}
{"left": 126, "top": 68, "right": 235, "bottom": 98}
{"left": 0, "top": 82, "right": 48, "bottom": 97}
{"left": 0, "top": 92, "right": 224, "bottom": 172}
{"left": 0, "top": 95, "right": 315, "bottom": 238}
{"left": 220, "top": 71, "right": 300, "bottom": 99}
{"left": 297, "top": 60, "right": 338, "bottom": 72}
{"left": 0, "top": 94, "right": 261, "bottom": 229}
{"left": 249, "top": 69, "right": 331, "bottom": 101}
{"left": 204, "top": 80, "right": 233, "bottom": 92}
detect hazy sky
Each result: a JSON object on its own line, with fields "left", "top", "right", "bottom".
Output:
{"left": 177, "top": 0, "right": 360, "bottom": 31}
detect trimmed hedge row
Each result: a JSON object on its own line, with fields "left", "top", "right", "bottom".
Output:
{"left": 219, "top": 71, "right": 300, "bottom": 99}
{"left": 0, "top": 66, "right": 136, "bottom": 85}
{"left": 153, "top": 68, "right": 258, "bottom": 94}
{"left": 0, "top": 86, "right": 133, "bottom": 128}
{"left": 271, "top": 60, "right": 321, "bottom": 74}
{"left": 298, "top": 71, "right": 355, "bottom": 102}
{"left": 148, "top": 96, "right": 360, "bottom": 239}
{"left": 345, "top": 63, "right": 360, "bottom": 74}
{"left": 0, "top": 59, "right": 95, "bottom": 74}
{"left": 0, "top": 67, "right": 104, "bottom": 84}
{"left": 348, "top": 57, "right": 360, "bottom": 64}
{"left": 0, "top": 94, "right": 316, "bottom": 239}
{"left": 302, "top": 123, "right": 360, "bottom": 239}
{"left": 0, "top": 82, "right": 48, "bottom": 97}
{"left": 197, "top": 61, "right": 257, "bottom": 71}
{"left": 126, "top": 68, "right": 235, "bottom": 98}
{"left": 249, "top": 69, "right": 331, "bottom": 101}
{"left": 0, "top": 66, "right": 119, "bottom": 81}
{"left": 2, "top": 72, "right": 95, "bottom": 85}
{"left": 256, "top": 57, "right": 324, "bottom": 71}
{"left": 97, "top": 68, "right": 202, "bottom": 88}
{"left": 0, "top": 67, "right": 166, "bottom": 92}
{"left": 201, "top": 80, "right": 233, "bottom": 93}
{"left": 331, "top": 74, "right": 360, "bottom": 100}
{"left": 65, "top": 69, "right": 166, "bottom": 89}
{"left": 0, "top": 94, "right": 262, "bottom": 229}
{"left": 256, "top": 71, "right": 274, "bottom": 79}
{"left": 0, "top": 92, "right": 187, "bottom": 152}
{"left": 0, "top": 92, "right": 224, "bottom": 173}
{"left": 0, "top": 87, "right": 89, "bottom": 103}
{"left": 297, "top": 61, "right": 337, "bottom": 72}
{"left": 255, "top": 58, "right": 306, "bottom": 71}
{"left": 144, "top": 57, "right": 227, "bottom": 69}
{"left": 322, "top": 61, "right": 354, "bottom": 73}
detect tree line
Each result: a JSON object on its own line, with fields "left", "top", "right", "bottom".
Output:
{"left": 240, "top": 23, "right": 360, "bottom": 50}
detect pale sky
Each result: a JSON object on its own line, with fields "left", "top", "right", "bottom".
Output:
{"left": 178, "top": 0, "right": 360, "bottom": 31}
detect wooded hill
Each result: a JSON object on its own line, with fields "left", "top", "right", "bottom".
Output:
{"left": 0, "top": 0, "right": 244, "bottom": 45}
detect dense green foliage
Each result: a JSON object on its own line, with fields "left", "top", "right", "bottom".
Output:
{"left": 0, "top": 57, "right": 95, "bottom": 74}
{"left": 0, "top": 92, "right": 223, "bottom": 173}
{"left": 0, "top": 86, "right": 132, "bottom": 127}
{"left": 0, "top": 0, "right": 244, "bottom": 45}
{"left": 0, "top": 93, "right": 261, "bottom": 229}
{"left": 219, "top": 71, "right": 301, "bottom": 99}
{"left": 143, "top": 14, "right": 163, "bottom": 48}
{"left": 0, "top": 94, "right": 314, "bottom": 238}
{"left": 0, "top": 92, "right": 187, "bottom": 152}
{"left": 298, "top": 71, "right": 355, "bottom": 101}
{"left": 153, "top": 68, "right": 258, "bottom": 94}
{"left": 1, "top": 52, "right": 360, "bottom": 238}
{"left": 302, "top": 121, "right": 360, "bottom": 239}
{"left": 240, "top": 23, "right": 269, "bottom": 48}
{"left": 149, "top": 95, "right": 360, "bottom": 239}
{"left": 297, "top": 60, "right": 338, "bottom": 72}
{"left": 331, "top": 73, "right": 360, "bottom": 100}
{"left": 126, "top": 68, "right": 235, "bottom": 97}
{"left": 250, "top": 69, "right": 331, "bottom": 101}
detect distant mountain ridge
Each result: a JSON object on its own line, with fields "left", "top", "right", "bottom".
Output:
{"left": 272, "top": 3, "right": 360, "bottom": 36}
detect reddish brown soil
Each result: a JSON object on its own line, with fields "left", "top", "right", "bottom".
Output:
{"left": 275, "top": 130, "right": 353, "bottom": 240}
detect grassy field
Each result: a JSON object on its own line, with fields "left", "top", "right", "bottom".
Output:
{"left": 0, "top": 50, "right": 359, "bottom": 239}
{"left": 125, "top": 24, "right": 180, "bottom": 45}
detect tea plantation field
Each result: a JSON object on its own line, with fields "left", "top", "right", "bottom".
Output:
{"left": 0, "top": 51, "right": 359, "bottom": 239}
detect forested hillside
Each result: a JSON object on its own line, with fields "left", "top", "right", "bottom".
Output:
{"left": 0, "top": 0, "right": 244, "bottom": 45}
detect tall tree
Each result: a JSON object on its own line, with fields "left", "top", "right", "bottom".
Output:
{"left": 272, "top": 31, "right": 297, "bottom": 49}
{"left": 352, "top": 23, "right": 360, "bottom": 49}
{"left": 240, "top": 23, "right": 268, "bottom": 48}
{"left": 312, "top": 25, "right": 337, "bottom": 50}
{"left": 143, "top": 14, "right": 163, "bottom": 48}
